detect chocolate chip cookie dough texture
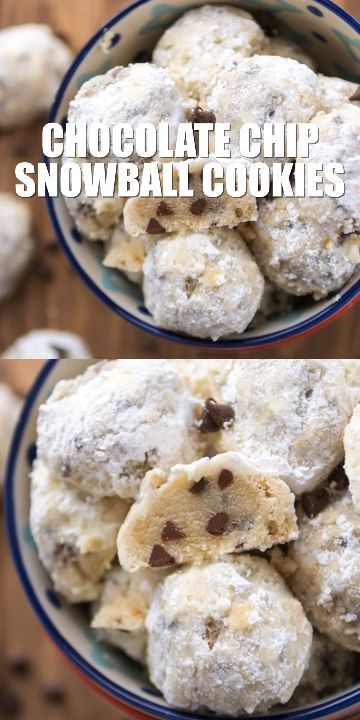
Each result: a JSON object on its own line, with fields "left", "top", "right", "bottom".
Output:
{"left": 30, "top": 360, "right": 360, "bottom": 713}
{"left": 36, "top": 360, "right": 202, "bottom": 500}
{"left": 146, "top": 557, "right": 313, "bottom": 715}
{"left": 0, "top": 193, "right": 34, "bottom": 303}
{"left": 212, "top": 360, "right": 359, "bottom": 494}
{"left": 0, "top": 24, "right": 73, "bottom": 129}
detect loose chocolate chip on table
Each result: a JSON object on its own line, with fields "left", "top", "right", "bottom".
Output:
{"left": 42, "top": 683, "right": 66, "bottom": 704}
{"left": 190, "top": 198, "right": 207, "bottom": 216}
{"left": 7, "top": 655, "right": 31, "bottom": 676}
{"left": 191, "top": 107, "right": 216, "bottom": 124}
{"left": 206, "top": 511, "right": 229, "bottom": 536}
{"left": 189, "top": 476, "right": 209, "bottom": 494}
{"left": 161, "top": 521, "right": 186, "bottom": 542}
{"left": 149, "top": 544, "right": 175, "bottom": 567}
{"left": 349, "top": 86, "right": 360, "bottom": 102}
{"left": 217, "top": 469, "right": 234, "bottom": 490}
{"left": 301, "top": 485, "right": 331, "bottom": 519}
{"left": 146, "top": 218, "right": 166, "bottom": 234}
{"left": 199, "top": 398, "right": 235, "bottom": 433}
{"left": 156, "top": 201, "right": 174, "bottom": 217}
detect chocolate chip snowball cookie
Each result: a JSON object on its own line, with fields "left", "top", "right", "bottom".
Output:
{"left": 117, "top": 452, "right": 297, "bottom": 572}
{"left": 212, "top": 360, "right": 357, "bottom": 494}
{"left": 289, "top": 632, "right": 360, "bottom": 707}
{"left": 0, "top": 24, "right": 73, "bottom": 129}
{"left": 0, "top": 383, "right": 21, "bottom": 488}
{"left": 142, "top": 229, "right": 264, "bottom": 341}
{"left": 274, "top": 491, "right": 360, "bottom": 652}
{"left": 152, "top": 5, "right": 266, "bottom": 103}
{"left": 205, "top": 55, "right": 320, "bottom": 161}
{"left": 123, "top": 157, "right": 257, "bottom": 237}
{"left": 30, "top": 460, "right": 129, "bottom": 602}
{"left": 0, "top": 193, "right": 33, "bottom": 303}
{"left": 67, "top": 63, "right": 189, "bottom": 164}
{"left": 344, "top": 404, "right": 360, "bottom": 510}
{"left": 2, "top": 329, "right": 92, "bottom": 359}
{"left": 36, "top": 360, "right": 202, "bottom": 500}
{"left": 91, "top": 566, "right": 167, "bottom": 663}
{"left": 146, "top": 557, "right": 312, "bottom": 715}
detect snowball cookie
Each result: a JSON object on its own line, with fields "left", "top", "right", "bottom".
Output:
{"left": 143, "top": 229, "right": 264, "bottom": 341}
{"left": 152, "top": 5, "right": 265, "bottom": 103}
{"left": 260, "top": 35, "right": 316, "bottom": 71}
{"left": 30, "top": 460, "right": 129, "bottom": 603}
{"left": 206, "top": 56, "right": 320, "bottom": 160}
{"left": 103, "top": 222, "right": 153, "bottom": 285}
{"left": 91, "top": 565, "right": 167, "bottom": 663}
{"left": 64, "top": 158, "right": 125, "bottom": 242}
{"left": 118, "top": 451, "right": 297, "bottom": 572}
{"left": 245, "top": 196, "right": 359, "bottom": 298}
{"left": 36, "top": 360, "right": 202, "bottom": 500}
{"left": 146, "top": 556, "right": 312, "bottom": 715}
{"left": 123, "top": 157, "right": 257, "bottom": 237}
{"left": 0, "top": 24, "right": 73, "bottom": 129}
{"left": 318, "top": 74, "right": 360, "bottom": 112}
{"left": 277, "top": 494, "right": 360, "bottom": 651}
{"left": 344, "top": 404, "right": 360, "bottom": 509}
{"left": 2, "top": 330, "right": 92, "bottom": 359}
{"left": 0, "top": 383, "right": 22, "bottom": 487}
{"left": 67, "top": 63, "right": 189, "bottom": 164}
{"left": 0, "top": 193, "right": 33, "bottom": 303}
{"left": 289, "top": 632, "right": 360, "bottom": 707}
{"left": 213, "top": 360, "right": 356, "bottom": 494}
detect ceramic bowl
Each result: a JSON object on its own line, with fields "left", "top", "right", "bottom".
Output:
{"left": 46, "top": 0, "right": 360, "bottom": 349}
{"left": 5, "top": 359, "right": 360, "bottom": 719}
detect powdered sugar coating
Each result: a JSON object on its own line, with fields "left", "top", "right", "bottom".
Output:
{"left": 214, "top": 360, "right": 356, "bottom": 494}
{"left": 318, "top": 74, "right": 360, "bottom": 112}
{"left": 0, "top": 24, "right": 73, "bottom": 128}
{"left": 0, "top": 193, "right": 33, "bottom": 302}
{"left": 260, "top": 36, "right": 316, "bottom": 70}
{"left": 206, "top": 56, "right": 320, "bottom": 160}
{"left": 344, "top": 404, "right": 360, "bottom": 510}
{"left": 146, "top": 556, "right": 312, "bottom": 715}
{"left": 0, "top": 383, "right": 21, "bottom": 487}
{"left": 143, "top": 229, "right": 264, "bottom": 341}
{"left": 67, "top": 63, "right": 188, "bottom": 164}
{"left": 169, "top": 360, "right": 224, "bottom": 400}
{"left": 282, "top": 494, "right": 360, "bottom": 652}
{"left": 152, "top": 5, "right": 265, "bottom": 103}
{"left": 91, "top": 565, "right": 167, "bottom": 663}
{"left": 36, "top": 360, "right": 202, "bottom": 499}
{"left": 2, "top": 329, "right": 91, "bottom": 359}
{"left": 30, "top": 460, "right": 129, "bottom": 603}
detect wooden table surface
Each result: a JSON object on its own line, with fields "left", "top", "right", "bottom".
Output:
{"left": 0, "top": 0, "right": 359, "bottom": 360}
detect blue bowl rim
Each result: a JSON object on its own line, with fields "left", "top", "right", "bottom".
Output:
{"left": 46, "top": 0, "right": 360, "bottom": 350}
{"left": 5, "top": 359, "right": 360, "bottom": 720}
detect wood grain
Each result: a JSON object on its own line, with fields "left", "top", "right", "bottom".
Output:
{"left": 0, "top": 0, "right": 359, "bottom": 360}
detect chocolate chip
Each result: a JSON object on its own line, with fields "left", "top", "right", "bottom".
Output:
{"left": 217, "top": 469, "right": 233, "bottom": 490}
{"left": 156, "top": 201, "right": 174, "bottom": 217}
{"left": 191, "top": 107, "right": 216, "bottom": 124}
{"left": 161, "top": 521, "right": 185, "bottom": 541}
{"left": 184, "top": 276, "right": 198, "bottom": 298}
{"left": 189, "top": 477, "right": 209, "bottom": 494}
{"left": 0, "top": 686, "right": 22, "bottom": 717}
{"left": 7, "top": 654, "right": 31, "bottom": 676}
{"left": 149, "top": 544, "right": 175, "bottom": 567}
{"left": 206, "top": 511, "right": 229, "bottom": 536}
{"left": 146, "top": 218, "right": 166, "bottom": 234}
{"left": 204, "top": 617, "right": 222, "bottom": 649}
{"left": 301, "top": 486, "right": 331, "bottom": 518}
{"left": 349, "top": 86, "right": 360, "bottom": 102}
{"left": 190, "top": 198, "right": 207, "bottom": 216}
{"left": 199, "top": 398, "right": 235, "bottom": 433}
{"left": 42, "top": 683, "right": 66, "bottom": 704}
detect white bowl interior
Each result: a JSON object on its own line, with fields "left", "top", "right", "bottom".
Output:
{"left": 6, "top": 360, "right": 360, "bottom": 718}
{"left": 48, "top": 0, "right": 360, "bottom": 345}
